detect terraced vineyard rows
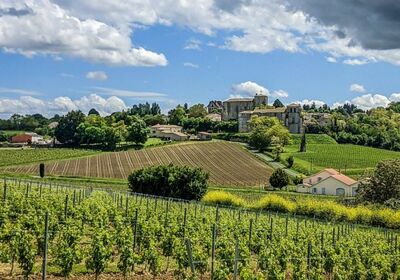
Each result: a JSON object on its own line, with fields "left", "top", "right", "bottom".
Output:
{"left": 4, "top": 142, "right": 273, "bottom": 187}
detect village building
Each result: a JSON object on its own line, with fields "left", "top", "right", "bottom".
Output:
{"left": 11, "top": 132, "right": 44, "bottom": 144}
{"left": 221, "top": 94, "right": 302, "bottom": 133}
{"left": 207, "top": 100, "right": 223, "bottom": 113}
{"left": 205, "top": 113, "right": 222, "bottom": 122}
{"left": 150, "top": 124, "right": 189, "bottom": 141}
{"left": 297, "top": 168, "right": 359, "bottom": 196}
{"left": 197, "top": 131, "right": 212, "bottom": 141}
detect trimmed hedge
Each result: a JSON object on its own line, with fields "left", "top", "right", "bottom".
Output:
{"left": 128, "top": 164, "right": 209, "bottom": 200}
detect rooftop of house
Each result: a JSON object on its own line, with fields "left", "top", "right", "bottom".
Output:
{"left": 304, "top": 168, "right": 357, "bottom": 186}
{"left": 208, "top": 100, "right": 223, "bottom": 106}
{"left": 329, "top": 174, "right": 358, "bottom": 186}
{"left": 151, "top": 124, "right": 182, "bottom": 129}
{"left": 239, "top": 108, "right": 286, "bottom": 114}
{"left": 224, "top": 98, "right": 254, "bottom": 103}
{"left": 198, "top": 131, "right": 212, "bottom": 135}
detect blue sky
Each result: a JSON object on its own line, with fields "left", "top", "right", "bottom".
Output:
{"left": 0, "top": 0, "right": 400, "bottom": 117}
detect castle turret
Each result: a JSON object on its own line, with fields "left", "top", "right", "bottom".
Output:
{"left": 286, "top": 103, "right": 302, "bottom": 134}
{"left": 253, "top": 94, "right": 268, "bottom": 108}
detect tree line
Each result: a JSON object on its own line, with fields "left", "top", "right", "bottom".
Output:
{"left": 0, "top": 102, "right": 239, "bottom": 150}
{"left": 304, "top": 101, "right": 400, "bottom": 151}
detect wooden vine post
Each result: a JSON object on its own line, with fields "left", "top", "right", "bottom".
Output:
{"left": 42, "top": 212, "right": 49, "bottom": 280}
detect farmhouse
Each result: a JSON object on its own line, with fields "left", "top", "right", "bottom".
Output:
{"left": 11, "top": 132, "right": 44, "bottom": 144}
{"left": 197, "top": 131, "right": 212, "bottom": 141}
{"left": 149, "top": 124, "right": 189, "bottom": 141}
{"left": 221, "top": 94, "right": 302, "bottom": 133}
{"left": 297, "top": 168, "right": 359, "bottom": 196}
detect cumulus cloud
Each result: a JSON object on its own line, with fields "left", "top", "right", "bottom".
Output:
{"left": 350, "top": 94, "right": 391, "bottom": 110}
{"left": 230, "top": 82, "right": 289, "bottom": 99}
{"left": 0, "top": 0, "right": 167, "bottom": 67}
{"left": 390, "top": 93, "right": 400, "bottom": 102}
{"left": 349, "top": 83, "right": 366, "bottom": 93}
{"left": 2, "top": 0, "right": 400, "bottom": 66}
{"left": 231, "top": 81, "right": 269, "bottom": 98}
{"left": 333, "top": 93, "right": 400, "bottom": 110}
{"left": 287, "top": 0, "right": 400, "bottom": 51}
{"left": 294, "top": 99, "right": 326, "bottom": 108}
{"left": 86, "top": 71, "right": 108, "bottom": 81}
{"left": 183, "top": 62, "right": 199, "bottom": 68}
{"left": 0, "top": 94, "right": 127, "bottom": 118}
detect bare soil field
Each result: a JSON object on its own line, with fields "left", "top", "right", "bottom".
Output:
{"left": 3, "top": 142, "right": 273, "bottom": 187}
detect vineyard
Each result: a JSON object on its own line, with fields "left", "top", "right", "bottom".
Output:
{"left": 0, "top": 179, "right": 399, "bottom": 279}
{"left": 0, "top": 148, "right": 99, "bottom": 167}
{"left": 3, "top": 142, "right": 273, "bottom": 187}
{"left": 284, "top": 144, "right": 400, "bottom": 176}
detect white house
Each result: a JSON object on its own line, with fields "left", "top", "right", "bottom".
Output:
{"left": 297, "top": 168, "right": 359, "bottom": 196}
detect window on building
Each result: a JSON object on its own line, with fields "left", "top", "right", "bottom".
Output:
{"left": 317, "top": 177, "right": 322, "bottom": 182}
{"left": 312, "top": 188, "right": 317, "bottom": 194}
{"left": 322, "top": 187, "right": 326, "bottom": 195}
{"left": 352, "top": 187, "right": 358, "bottom": 196}
{"left": 336, "top": 188, "right": 345, "bottom": 196}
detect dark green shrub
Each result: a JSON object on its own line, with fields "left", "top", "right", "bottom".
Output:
{"left": 128, "top": 164, "right": 208, "bottom": 200}
{"left": 269, "top": 168, "right": 289, "bottom": 189}
{"left": 292, "top": 175, "right": 303, "bottom": 185}
{"left": 39, "top": 163, "right": 45, "bottom": 178}
{"left": 286, "top": 155, "right": 294, "bottom": 168}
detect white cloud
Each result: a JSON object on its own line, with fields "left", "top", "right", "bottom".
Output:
{"left": 0, "top": 0, "right": 167, "bottom": 67}
{"left": 183, "top": 62, "right": 199, "bottom": 68}
{"left": 231, "top": 81, "right": 269, "bottom": 97}
{"left": 350, "top": 94, "right": 390, "bottom": 110}
{"left": 184, "top": 39, "right": 202, "bottom": 51}
{"left": 86, "top": 71, "right": 108, "bottom": 81}
{"left": 349, "top": 83, "right": 366, "bottom": 93}
{"left": 332, "top": 93, "right": 400, "bottom": 110}
{"left": 2, "top": 0, "right": 400, "bottom": 66}
{"left": 0, "top": 94, "right": 127, "bottom": 118}
{"left": 271, "top": 90, "right": 289, "bottom": 98}
{"left": 92, "top": 87, "right": 166, "bottom": 98}
{"left": 326, "top": 57, "right": 337, "bottom": 63}
{"left": 343, "top": 59, "right": 370, "bottom": 65}
{"left": 0, "top": 87, "right": 41, "bottom": 96}
{"left": 390, "top": 93, "right": 400, "bottom": 102}
{"left": 294, "top": 99, "right": 326, "bottom": 108}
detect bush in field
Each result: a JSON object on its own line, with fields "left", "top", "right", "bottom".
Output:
{"left": 357, "top": 159, "right": 400, "bottom": 204}
{"left": 257, "top": 195, "right": 296, "bottom": 213}
{"left": 39, "top": 163, "right": 45, "bottom": 178}
{"left": 202, "top": 191, "right": 246, "bottom": 207}
{"left": 269, "top": 168, "right": 289, "bottom": 189}
{"left": 128, "top": 164, "right": 209, "bottom": 200}
{"left": 292, "top": 175, "right": 303, "bottom": 185}
{"left": 286, "top": 155, "right": 294, "bottom": 168}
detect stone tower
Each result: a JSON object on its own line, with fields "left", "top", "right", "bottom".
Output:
{"left": 253, "top": 94, "right": 268, "bottom": 108}
{"left": 286, "top": 104, "right": 302, "bottom": 134}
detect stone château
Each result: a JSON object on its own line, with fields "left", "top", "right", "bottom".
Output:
{"left": 221, "top": 94, "right": 302, "bottom": 133}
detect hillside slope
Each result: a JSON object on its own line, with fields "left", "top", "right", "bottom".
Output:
{"left": 4, "top": 142, "right": 273, "bottom": 187}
